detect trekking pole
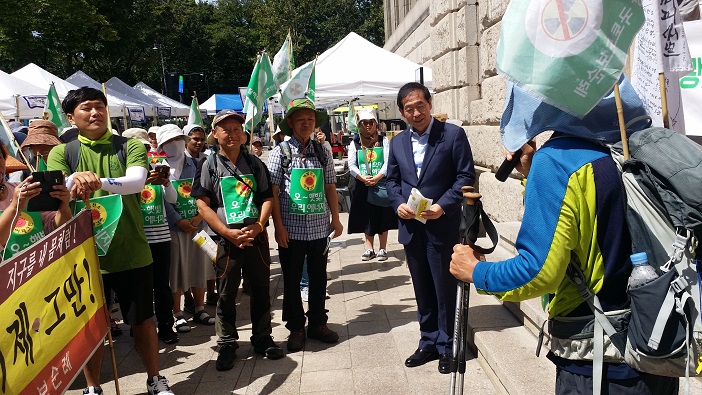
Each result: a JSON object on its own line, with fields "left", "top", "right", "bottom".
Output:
{"left": 450, "top": 186, "right": 500, "bottom": 395}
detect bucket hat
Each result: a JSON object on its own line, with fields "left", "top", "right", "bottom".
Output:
{"left": 279, "top": 99, "right": 329, "bottom": 135}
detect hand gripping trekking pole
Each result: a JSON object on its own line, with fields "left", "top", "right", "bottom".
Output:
{"left": 450, "top": 186, "right": 499, "bottom": 395}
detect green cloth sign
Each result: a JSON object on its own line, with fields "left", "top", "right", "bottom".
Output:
{"left": 1, "top": 211, "right": 44, "bottom": 260}
{"left": 172, "top": 178, "right": 198, "bottom": 220}
{"left": 74, "top": 194, "right": 123, "bottom": 256}
{"left": 289, "top": 168, "right": 325, "bottom": 214}
{"left": 139, "top": 184, "right": 166, "bottom": 226}
{"left": 496, "top": 0, "right": 644, "bottom": 118}
{"left": 220, "top": 175, "right": 259, "bottom": 225}
{"left": 358, "top": 147, "right": 384, "bottom": 177}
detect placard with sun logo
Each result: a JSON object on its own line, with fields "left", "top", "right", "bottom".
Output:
{"left": 0, "top": 210, "right": 44, "bottom": 260}
{"left": 172, "top": 178, "right": 198, "bottom": 219}
{"left": 139, "top": 184, "right": 166, "bottom": 226}
{"left": 289, "top": 168, "right": 325, "bottom": 214}
{"left": 357, "top": 147, "right": 384, "bottom": 176}
{"left": 74, "top": 194, "right": 123, "bottom": 256}
{"left": 221, "top": 174, "right": 259, "bottom": 224}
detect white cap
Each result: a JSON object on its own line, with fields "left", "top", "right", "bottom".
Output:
{"left": 156, "top": 124, "right": 190, "bottom": 152}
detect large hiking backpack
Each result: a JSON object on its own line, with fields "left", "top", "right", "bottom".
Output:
{"left": 560, "top": 127, "right": 702, "bottom": 394}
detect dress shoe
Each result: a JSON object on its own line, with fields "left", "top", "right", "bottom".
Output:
{"left": 438, "top": 353, "right": 452, "bottom": 374}
{"left": 307, "top": 325, "right": 339, "bottom": 343}
{"left": 404, "top": 348, "right": 439, "bottom": 367}
{"left": 287, "top": 329, "right": 306, "bottom": 352}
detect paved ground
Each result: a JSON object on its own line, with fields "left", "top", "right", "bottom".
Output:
{"left": 66, "top": 212, "right": 497, "bottom": 395}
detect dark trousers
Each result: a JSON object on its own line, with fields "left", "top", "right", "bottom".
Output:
{"left": 404, "top": 230, "right": 457, "bottom": 354}
{"left": 215, "top": 233, "right": 273, "bottom": 347}
{"left": 150, "top": 241, "right": 174, "bottom": 327}
{"left": 555, "top": 367, "right": 679, "bottom": 394}
{"left": 279, "top": 238, "right": 328, "bottom": 331}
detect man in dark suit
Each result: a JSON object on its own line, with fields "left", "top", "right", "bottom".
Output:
{"left": 386, "top": 82, "right": 475, "bottom": 374}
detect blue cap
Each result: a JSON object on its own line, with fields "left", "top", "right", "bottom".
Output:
{"left": 630, "top": 252, "right": 648, "bottom": 265}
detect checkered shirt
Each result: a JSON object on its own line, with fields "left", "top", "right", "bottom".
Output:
{"left": 268, "top": 138, "right": 336, "bottom": 241}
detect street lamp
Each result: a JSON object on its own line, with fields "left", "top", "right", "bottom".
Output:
{"left": 153, "top": 44, "right": 168, "bottom": 97}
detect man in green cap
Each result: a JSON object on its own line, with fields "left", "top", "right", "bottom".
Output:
{"left": 268, "top": 98, "right": 343, "bottom": 352}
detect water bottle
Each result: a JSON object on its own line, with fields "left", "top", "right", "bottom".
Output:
{"left": 628, "top": 252, "right": 659, "bottom": 290}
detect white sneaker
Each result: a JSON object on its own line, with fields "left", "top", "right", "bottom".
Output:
{"left": 361, "top": 249, "right": 376, "bottom": 261}
{"left": 147, "top": 375, "right": 174, "bottom": 395}
{"left": 301, "top": 288, "right": 309, "bottom": 302}
{"left": 82, "top": 387, "right": 102, "bottom": 395}
{"left": 377, "top": 249, "right": 388, "bottom": 261}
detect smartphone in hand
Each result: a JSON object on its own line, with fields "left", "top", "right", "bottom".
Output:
{"left": 26, "top": 170, "right": 64, "bottom": 212}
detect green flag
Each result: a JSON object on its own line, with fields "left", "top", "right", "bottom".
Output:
{"left": 37, "top": 156, "right": 47, "bottom": 172}
{"left": 0, "top": 113, "right": 20, "bottom": 158}
{"left": 280, "top": 58, "right": 316, "bottom": 108}
{"left": 272, "top": 33, "right": 295, "bottom": 88}
{"left": 347, "top": 101, "right": 358, "bottom": 134}
{"left": 243, "top": 53, "right": 277, "bottom": 132}
{"left": 187, "top": 97, "right": 203, "bottom": 126}
{"left": 496, "top": 0, "right": 644, "bottom": 118}
{"left": 1, "top": 211, "right": 44, "bottom": 260}
{"left": 74, "top": 194, "right": 123, "bottom": 256}
{"left": 44, "top": 83, "right": 72, "bottom": 132}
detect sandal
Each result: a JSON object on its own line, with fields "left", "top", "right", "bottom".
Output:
{"left": 174, "top": 317, "right": 191, "bottom": 333}
{"left": 194, "top": 310, "right": 215, "bottom": 325}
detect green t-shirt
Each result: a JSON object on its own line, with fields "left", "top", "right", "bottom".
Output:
{"left": 47, "top": 132, "right": 152, "bottom": 274}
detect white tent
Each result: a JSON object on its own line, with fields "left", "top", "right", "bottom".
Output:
{"left": 0, "top": 70, "right": 47, "bottom": 119}
{"left": 105, "top": 77, "right": 165, "bottom": 117}
{"left": 133, "top": 82, "right": 190, "bottom": 117}
{"left": 12, "top": 63, "right": 80, "bottom": 99}
{"left": 67, "top": 71, "right": 150, "bottom": 117}
{"left": 280, "top": 32, "right": 433, "bottom": 108}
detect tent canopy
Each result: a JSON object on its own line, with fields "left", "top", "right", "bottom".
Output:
{"left": 105, "top": 77, "right": 165, "bottom": 117}
{"left": 12, "top": 63, "right": 80, "bottom": 98}
{"left": 200, "top": 94, "right": 243, "bottom": 114}
{"left": 67, "top": 71, "right": 150, "bottom": 117}
{"left": 133, "top": 82, "right": 190, "bottom": 117}
{"left": 0, "top": 69, "right": 47, "bottom": 119}
{"left": 280, "top": 32, "right": 433, "bottom": 108}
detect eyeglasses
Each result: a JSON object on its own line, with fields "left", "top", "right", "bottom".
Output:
{"left": 403, "top": 103, "right": 427, "bottom": 115}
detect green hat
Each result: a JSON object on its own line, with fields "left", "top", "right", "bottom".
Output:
{"left": 279, "top": 98, "right": 329, "bottom": 135}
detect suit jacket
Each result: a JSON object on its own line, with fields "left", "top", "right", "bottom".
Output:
{"left": 386, "top": 119, "right": 475, "bottom": 246}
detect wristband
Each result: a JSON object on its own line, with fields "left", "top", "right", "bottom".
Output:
{"left": 256, "top": 221, "right": 265, "bottom": 232}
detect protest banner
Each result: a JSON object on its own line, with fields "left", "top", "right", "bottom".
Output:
{"left": 496, "top": 0, "right": 645, "bottom": 118}
{"left": 679, "top": 19, "right": 702, "bottom": 137}
{"left": 0, "top": 210, "right": 107, "bottom": 395}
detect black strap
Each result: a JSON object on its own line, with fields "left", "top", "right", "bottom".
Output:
{"left": 207, "top": 148, "right": 261, "bottom": 207}
{"left": 460, "top": 199, "right": 499, "bottom": 255}
{"left": 65, "top": 135, "right": 128, "bottom": 173}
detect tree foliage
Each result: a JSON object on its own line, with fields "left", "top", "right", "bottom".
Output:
{"left": 0, "top": 0, "right": 384, "bottom": 101}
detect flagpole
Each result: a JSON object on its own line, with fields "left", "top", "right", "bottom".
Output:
{"left": 0, "top": 112, "right": 34, "bottom": 172}
{"left": 614, "top": 83, "right": 630, "bottom": 160}
{"left": 153, "top": 106, "right": 158, "bottom": 127}
{"left": 101, "top": 84, "right": 113, "bottom": 134}
{"left": 658, "top": 73, "right": 670, "bottom": 129}
{"left": 14, "top": 94, "right": 20, "bottom": 121}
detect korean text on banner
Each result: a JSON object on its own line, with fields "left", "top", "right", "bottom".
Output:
{"left": 631, "top": 0, "right": 692, "bottom": 132}
{"left": 0, "top": 210, "right": 108, "bottom": 395}
{"left": 679, "top": 19, "right": 702, "bottom": 137}
{"left": 496, "top": 0, "right": 645, "bottom": 118}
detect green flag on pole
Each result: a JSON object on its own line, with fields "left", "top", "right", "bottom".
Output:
{"left": 347, "top": 100, "right": 358, "bottom": 134}
{"left": 187, "top": 97, "right": 203, "bottom": 126}
{"left": 74, "top": 194, "right": 123, "bottom": 256}
{"left": 44, "top": 83, "right": 72, "bottom": 133}
{"left": 280, "top": 58, "right": 316, "bottom": 108}
{"left": 496, "top": 0, "right": 645, "bottom": 118}
{"left": 243, "top": 53, "right": 277, "bottom": 132}
{"left": 0, "top": 113, "right": 21, "bottom": 158}
{"left": 272, "top": 33, "right": 295, "bottom": 88}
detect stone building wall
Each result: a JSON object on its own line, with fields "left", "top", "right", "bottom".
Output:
{"left": 383, "top": 0, "right": 527, "bottom": 223}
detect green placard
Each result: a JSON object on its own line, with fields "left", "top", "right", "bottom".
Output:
{"left": 74, "top": 194, "right": 123, "bottom": 256}
{"left": 172, "top": 178, "right": 198, "bottom": 220}
{"left": 289, "top": 168, "right": 325, "bottom": 215}
{"left": 220, "top": 175, "right": 259, "bottom": 225}
{"left": 139, "top": 184, "right": 166, "bottom": 226}
{"left": 1, "top": 211, "right": 45, "bottom": 260}
{"left": 357, "top": 147, "right": 384, "bottom": 176}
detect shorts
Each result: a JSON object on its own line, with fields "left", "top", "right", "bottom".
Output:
{"left": 102, "top": 264, "right": 155, "bottom": 325}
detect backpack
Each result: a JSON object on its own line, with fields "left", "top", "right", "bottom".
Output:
{"left": 64, "top": 135, "right": 129, "bottom": 173}
{"left": 205, "top": 146, "right": 264, "bottom": 209}
{"left": 555, "top": 127, "right": 702, "bottom": 395}
{"left": 279, "top": 139, "right": 328, "bottom": 170}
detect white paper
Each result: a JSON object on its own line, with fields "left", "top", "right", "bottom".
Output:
{"left": 192, "top": 229, "right": 217, "bottom": 262}
{"left": 407, "top": 188, "right": 432, "bottom": 224}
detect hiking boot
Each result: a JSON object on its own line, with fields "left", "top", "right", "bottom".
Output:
{"left": 377, "top": 249, "right": 388, "bottom": 261}
{"left": 287, "top": 329, "right": 306, "bottom": 352}
{"left": 253, "top": 336, "right": 285, "bottom": 360}
{"left": 307, "top": 325, "right": 339, "bottom": 343}
{"left": 82, "top": 386, "right": 102, "bottom": 395}
{"left": 361, "top": 249, "right": 376, "bottom": 261}
{"left": 216, "top": 344, "right": 238, "bottom": 371}
{"left": 158, "top": 325, "right": 179, "bottom": 344}
{"left": 146, "top": 375, "right": 174, "bottom": 395}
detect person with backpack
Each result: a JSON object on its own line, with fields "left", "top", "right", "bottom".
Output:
{"left": 191, "top": 109, "right": 284, "bottom": 371}
{"left": 268, "top": 98, "right": 344, "bottom": 352}
{"left": 46, "top": 87, "right": 175, "bottom": 395}
{"left": 449, "top": 80, "right": 678, "bottom": 395}
{"left": 347, "top": 108, "right": 397, "bottom": 262}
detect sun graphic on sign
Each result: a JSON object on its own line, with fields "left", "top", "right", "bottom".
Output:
{"left": 235, "top": 179, "right": 253, "bottom": 197}
{"left": 178, "top": 181, "right": 192, "bottom": 199}
{"left": 141, "top": 185, "right": 157, "bottom": 204}
{"left": 89, "top": 202, "right": 108, "bottom": 228}
{"left": 300, "top": 171, "right": 317, "bottom": 191}
{"left": 13, "top": 212, "right": 35, "bottom": 235}
{"left": 365, "top": 150, "right": 377, "bottom": 162}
